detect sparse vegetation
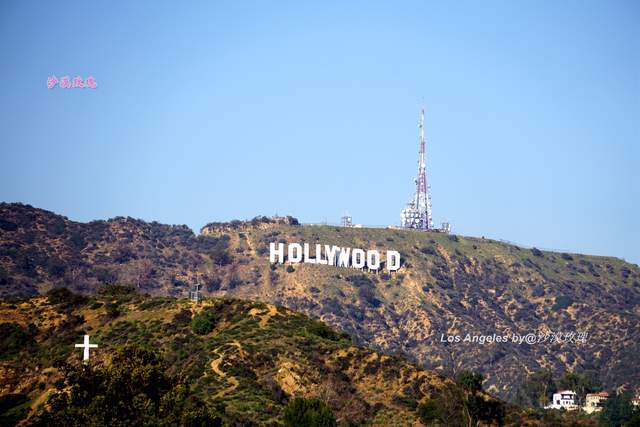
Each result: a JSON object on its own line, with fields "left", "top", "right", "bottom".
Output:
{"left": 283, "top": 397, "right": 336, "bottom": 427}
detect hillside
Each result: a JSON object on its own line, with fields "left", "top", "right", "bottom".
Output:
{"left": 1, "top": 203, "right": 639, "bottom": 402}
{"left": 0, "top": 288, "right": 526, "bottom": 426}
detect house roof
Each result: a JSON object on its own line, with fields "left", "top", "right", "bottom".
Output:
{"left": 587, "top": 391, "right": 609, "bottom": 398}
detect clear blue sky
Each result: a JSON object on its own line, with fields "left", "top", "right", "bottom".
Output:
{"left": 1, "top": 1, "right": 638, "bottom": 264}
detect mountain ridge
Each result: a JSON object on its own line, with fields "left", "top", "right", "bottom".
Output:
{"left": 1, "top": 202, "right": 638, "bottom": 402}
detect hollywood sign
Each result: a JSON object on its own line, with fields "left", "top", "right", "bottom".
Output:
{"left": 269, "top": 242, "right": 401, "bottom": 272}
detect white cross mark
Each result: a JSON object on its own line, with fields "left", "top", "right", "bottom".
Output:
{"left": 74, "top": 335, "right": 98, "bottom": 361}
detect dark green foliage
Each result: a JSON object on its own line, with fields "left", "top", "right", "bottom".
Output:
{"left": 30, "top": 344, "right": 222, "bottom": 426}
{"left": 347, "top": 274, "right": 374, "bottom": 288}
{"left": 211, "top": 249, "right": 231, "bottom": 266}
{"left": 48, "top": 217, "right": 66, "bottom": 235}
{"left": 0, "top": 323, "right": 37, "bottom": 360}
{"left": 200, "top": 235, "right": 232, "bottom": 266}
{"left": 456, "top": 371, "right": 484, "bottom": 393}
{"left": 418, "top": 378, "right": 504, "bottom": 427}
{"left": 286, "top": 265, "right": 295, "bottom": 273}
{"left": 173, "top": 308, "right": 193, "bottom": 325}
{"left": 45, "top": 257, "right": 66, "bottom": 277}
{"left": 358, "top": 286, "right": 381, "bottom": 308}
{"left": 420, "top": 246, "right": 436, "bottom": 255}
{"left": 191, "top": 310, "right": 217, "bottom": 335}
{"left": 46, "top": 287, "right": 87, "bottom": 308}
{"left": 138, "top": 297, "right": 173, "bottom": 311}
{"left": 93, "top": 267, "right": 118, "bottom": 284}
{"left": 561, "top": 253, "right": 574, "bottom": 261}
{"left": 97, "top": 284, "right": 136, "bottom": 297}
{"left": 306, "top": 320, "right": 342, "bottom": 341}
{"left": 417, "top": 398, "right": 441, "bottom": 425}
{"left": 531, "top": 247, "right": 544, "bottom": 257}
{"left": 552, "top": 295, "right": 573, "bottom": 311}
{"left": 599, "top": 392, "right": 639, "bottom": 427}
{"left": 0, "top": 393, "right": 30, "bottom": 425}
{"left": 0, "top": 266, "right": 9, "bottom": 285}
{"left": 227, "top": 275, "right": 243, "bottom": 289}
{"left": 514, "top": 370, "right": 557, "bottom": 408}
{"left": 283, "top": 397, "right": 337, "bottom": 427}
{"left": 104, "top": 302, "right": 121, "bottom": 318}
{"left": 67, "top": 232, "right": 86, "bottom": 250}
{"left": 206, "top": 277, "right": 221, "bottom": 292}
{"left": 0, "top": 218, "right": 18, "bottom": 231}
{"left": 417, "top": 384, "right": 465, "bottom": 426}
{"left": 556, "top": 371, "right": 601, "bottom": 405}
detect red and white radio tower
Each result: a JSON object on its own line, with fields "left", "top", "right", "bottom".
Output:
{"left": 400, "top": 107, "right": 434, "bottom": 230}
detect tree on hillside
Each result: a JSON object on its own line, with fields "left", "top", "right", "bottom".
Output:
{"left": 418, "top": 371, "right": 504, "bottom": 427}
{"left": 599, "top": 392, "right": 640, "bottom": 427}
{"left": 30, "top": 344, "right": 222, "bottom": 426}
{"left": 283, "top": 397, "right": 336, "bottom": 427}
{"left": 556, "top": 371, "right": 600, "bottom": 406}
{"left": 514, "top": 370, "right": 557, "bottom": 408}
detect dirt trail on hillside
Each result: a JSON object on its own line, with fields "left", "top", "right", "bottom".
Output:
{"left": 230, "top": 340, "right": 246, "bottom": 357}
{"left": 248, "top": 304, "right": 278, "bottom": 328}
{"left": 210, "top": 348, "right": 239, "bottom": 399}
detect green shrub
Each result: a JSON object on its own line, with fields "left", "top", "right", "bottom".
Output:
{"left": 191, "top": 311, "right": 217, "bottom": 335}
{"left": 32, "top": 344, "right": 222, "bottom": 426}
{"left": 457, "top": 371, "right": 484, "bottom": 393}
{"left": 173, "top": 309, "right": 193, "bottom": 326}
{"left": 552, "top": 296, "right": 573, "bottom": 311}
{"left": 0, "top": 323, "right": 36, "bottom": 360}
{"left": 46, "top": 287, "right": 81, "bottom": 305}
{"left": 283, "top": 397, "right": 336, "bottom": 427}
{"left": 306, "top": 320, "right": 341, "bottom": 341}
{"left": 105, "top": 302, "right": 122, "bottom": 318}
{"left": 98, "top": 284, "right": 136, "bottom": 297}
{"left": 286, "top": 265, "right": 295, "bottom": 273}
{"left": 0, "top": 393, "right": 30, "bottom": 425}
{"left": 531, "top": 247, "right": 544, "bottom": 257}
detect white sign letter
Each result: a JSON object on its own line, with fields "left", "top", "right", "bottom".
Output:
{"left": 315, "top": 244, "right": 327, "bottom": 264}
{"left": 352, "top": 249, "right": 366, "bottom": 269}
{"left": 325, "top": 245, "right": 339, "bottom": 265}
{"left": 303, "top": 243, "right": 316, "bottom": 264}
{"left": 288, "top": 243, "right": 303, "bottom": 263}
{"left": 337, "top": 248, "right": 351, "bottom": 267}
{"left": 270, "top": 242, "right": 284, "bottom": 264}
{"left": 387, "top": 250, "right": 401, "bottom": 271}
{"left": 366, "top": 250, "right": 380, "bottom": 270}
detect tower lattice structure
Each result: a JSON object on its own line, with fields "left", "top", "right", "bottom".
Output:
{"left": 400, "top": 107, "right": 434, "bottom": 230}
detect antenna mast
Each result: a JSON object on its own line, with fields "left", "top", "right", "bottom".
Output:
{"left": 401, "top": 106, "right": 434, "bottom": 230}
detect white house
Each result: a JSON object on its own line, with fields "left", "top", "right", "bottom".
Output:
{"left": 583, "top": 392, "right": 609, "bottom": 414}
{"left": 545, "top": 390, "right": 579, "bottom": 411}
{"left": 632, "top": 393, "right": 640, "bottom": 407}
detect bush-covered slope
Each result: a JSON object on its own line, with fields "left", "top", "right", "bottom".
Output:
{"left": 1, "top": 289, "right": 511, "bottom": 426}
{"left": 1, "top": 203, "right": 639, "bottom": 402}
